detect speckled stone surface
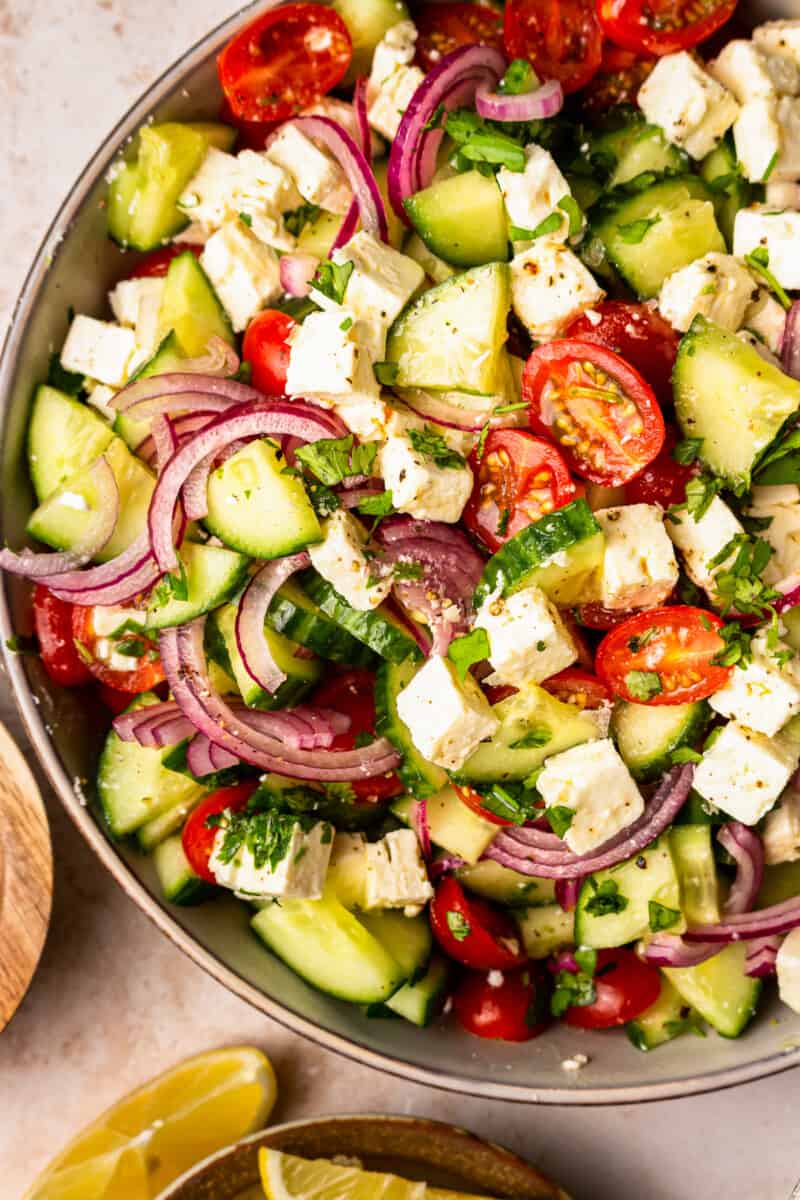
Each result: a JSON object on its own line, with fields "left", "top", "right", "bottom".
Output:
{"left": 1, "top": 3, "right": 799, "bottom": 1197}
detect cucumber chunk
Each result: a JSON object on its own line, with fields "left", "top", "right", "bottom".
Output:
{"left": 153, "top": 834, "right": 215, "bottom": 905}
{"left": 332, "top": 0, "right": 409, "bottom": 79}
{"left": 456, "top": 858, "right": 557, "bottom": 907}
{"left": 574, "top": 837, "right": 683, "bottom": 950}
{"left": 300, "top": 571, "right": 424, "bottom": 664}
{"left": 211, "top": 602, "right": 322, "bottom": 710}
{"left": 590, "top": 118, "right": 687, "bottom": 189}
{"left": 474, "top": 499, "right": 604, "bottom": 608}
{"left": 267, "top": 579, "right": 377, "bottom": 667}
{"left": 627, "top": 977, "right": 700, "bottom": 1052}
{"left": 670, "top": 824, "right": 721, "bottom": 926}
{"left": 144, "top": 542, "right": 249, "bottom": 631}
{"left": 158, "top": 251, "right": 234, "bottom": 358}
{"left": 405, "top": 171, "right": 509, "bottom": 268}
{"left": 386, "top": 262, "right": 510, "bottom": 394}
{"left": 326, "top": 832, "right": 369, "bottom": 910}
{"left": 699, "top": 136, "right": 752, "bottom": 248}
{"left": 384, "top": 954, "right": 450, "bottom": 1026}
{"left": 665, "top": 943, "right": 761, "bottom": 1038}
{"left": 251, "top": 889, "right": 407, "bottom": 1003}
{"left": 114, "top": 331, "right": 187, "bottom": 450}
{"left": 611, "top": 699, "right": 710, "bottom": 782}
{"left": 296, "top": 210, "right": 345, "bottom": 258}
{"left": 28, "top": 385, "right": 114, "bottom": 502}
{"left": 517, "top": 904, "right": 574, "bottom": 959}
{"left": 137, "top": 789, "right": 206, "bottom": 853}
{"left": 758, "top": 860, "right": 800, "bottom": 907}
{"left": 674, "top": 316, "right": 800, "bottom": 490}
{"left": 358, "top": 910, "right": 433, "bottom": 981}
{"left": 404, "top": 233, "right": 456, "bottom": 285}
{"left": 205, "top": 439, "right": 321, "bottom": 559}
{"left": 392, "top": 787, "right": 497, "bottom": 864}
{"left": 376, "top": 659, "right": 448, "bottom": 799}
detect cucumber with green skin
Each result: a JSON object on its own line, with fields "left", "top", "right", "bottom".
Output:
{"left": 333, "top": 0, "right": 409, "bottom": 79}
{"left": 383, "top": 954, "right": 451, "bottom": 1027}
{"left": 300, "top": 571, "right": 424, "bottom": 664}
{"left": 405, "top": 171, "right": 510, "bottom": 268}
{"left": 699, "top": 135, "right": 752, "bottom": 248}
{"left": 137, "top": 789, "right": 207, "bottom": 853}
{"left": 589, "top": 117, "right": 687, "bottom": 189}
{"left": 267, "top": 579, "right": 377, "bottom": 668}
{"left": 665, "top": 943, "right": 761, "bottom": 1038}
{"left": 456, "top": 858, "right": 557, "bottom": 907}
{"left": 611, "top": 699, "right": 710, "bottom": 782}
{"left": 114, "top": 331, "right": 186, "bottom": 450}
{"left": 143, "top": 541, "right": 250, "bottom": 631}
{"left": 517, "top": 904, "right": 574, "bottom": 959}
{"left": 358, "top": 910, "right": 433, "bottom": 982}
{"left": 392, "top": 787, "right": 496, "bottom": 864}
{"left": 670, "top": 824, "right": 721, "bottom": 927}
{"left": 28, "top": 385, "right": 114, "bottom": 503}
{"left": 627, "top": 978, "right": 701, "bottom": 1052}
{"left": 211, "top": 603, "right": 322, "bottom": 711}
{"left": 153, "top": 834, "right": 216, "bottom": 905}
{"left": 376, "top": 659, "right": 448, "bottom": 799}
{"left": 158, "top": 251, "right": 234, "bottom": 358}
{"left": 574, "top": 836, "right": 684, "bottom": 950}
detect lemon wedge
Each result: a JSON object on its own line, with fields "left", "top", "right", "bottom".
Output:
{"left": 259, "top": 1148, "right": 426, "bottom": 1200}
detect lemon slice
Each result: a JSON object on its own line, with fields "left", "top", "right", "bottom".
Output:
{"left": 25, "top": 1046, "right": 276, "bottom": 1200}
{"left": 259, "top": 1148, "right": 427, "bottom": 1200}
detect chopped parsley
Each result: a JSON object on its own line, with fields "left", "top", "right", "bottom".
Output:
{"left": 473, "top": 783, "right": 540, "bottom": 825}
{"left": 446, "top": 910, "right": 471, "bottom": 941}
{"left": 616, "top": 215, "right": 661, "bottom": 244}
{"left": 681, "top": 474, "right": 721, "bottom": 522}
{"left": 744, "top": 246, "right": 792, "bottom": 310}
{"left": 551, "top": 967, "right": 596, "bottom": 1018}
{"left": 584, "top": 877, "right": 628, "bottom": 917}
{"left": 712, "top": 621, "right": 754, "bottom": 668}
{"left": 373, "top": 360, "right": 399, "bottom": 387}
{"left": 625, "top": 670, "right": 662, "bottom": 701}
{"left": 708, "top": 534, "right": 778, "bottom": 618}
{"left": 358, "top": 489, "right": 395, "bottom": 518}
{"left": 500, "top": 59, "right": 537, "bottom": 95}
{"left": 306, "top": 481, "right": 341, "bottom": 518}
{"left": 672, "top": 437, "right": 703, "bottom": 466}
{"left": 648, "top": 900, "right": 682, "bottom": 933}
{"left": 408, "top": 425, "right": 466, "bottom": 470}
{"left": 208, "top": 807, "right": 322, "bottom": 875}
{"left": 284, "top": 202, "right": 321, "bottom": 237}
{"left": 149, "top": 559, "right": 189, "bottom": 609}
{"left": 4, "top": 634, "right": 37, "bottom": 655}
{"left": 447, "top": 627, "right": 491, "bottom": 680}
{"left": 295, "top": 434, "right": 378, "bottom": 487}
{"left": 497, "top": 508, "right": 511, "bottom": 537}
{"left": 526, "top": 212, "right": 564, "bottom": 240}
{"left": 312, "top": 259, "right": 354, "bottom": 305}
{"left": 558, "top": 194, "right": 583, "bottom": 238}
{"left": 392, "top": 560, "right": 424, "bottom": 582}
{"left": 626, "top": 627, "right": 658, "bottom": 654}
{"left": 546, "top": 805, "right": 574, "bottom": 840}
{"left": 510, "top": 726, "right": 552, "bottom": 750}
{"left": 238, "top": 211, "right": 253, "bottom": 228}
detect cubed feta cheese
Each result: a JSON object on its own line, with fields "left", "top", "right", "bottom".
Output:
{"left": 666, "top": 495, "right": 744, "bottom": 601}
{"left": 266, "top": 124, "right": 349, "bottom": 212}
{"left": 594, "top": 504, "right": 679, "bottom": 609}
{"left": 755, "top": 20, "right": 800, "bottom": 69}
{"left": 396, "top": 655, "right": 499, "bottom": 771}
{"left": 658, "top": 252, "right": 757, "bottom": 333}
{"left": 510, "top": 241, "right": 605, "bottom": 340}
{"left": 763, "top": 787, "right": 800, "bottom": 864}
{"left": 285, "top": 309, "right": 361, "bottom": 397}
{"left": 200, "top": 221, "right": 281, "bottom": 332}
{"left": 91, "top": 605, "right": 144, "bottom": 637}
{"left": 747, "top": 484, "right": 800, "bottom": 584}
{"left": 475, "top": 584, "right": 577, "bottom": 686}
{"left": 379, "top": 421, "right": 474, "bottom": 524}
{"left": 734, "top": 96, "right": 800, "bottom": 182}
{"left": 110, "top": 277, "right": 166, "bottom": 372}
{"left": 178, "top": 147, "right": 301, "bottom": 246}
{"left": 369, "top": 19, "right": 418, "bottom": 88}
{"left": 694, "top": 721, "right": 800, "bottom": 824}
{"left": 308, "top": 510, "right": 391, "bottom": 611}
{"left": 303, "top": 97, "right": 384, "bottom": 158}
{"left": 178, "top": 147, "right": 242, "bottom": 231}
{"left": 368, "top": 64, "right": 425, "bottom": 142}
{"left": 209, "top": 818, "right": 333, "bottom": 900}
{"left": 709, "top": 39, "right": 800, "bottom": 101}
{"left": 638, "top": 52, "right": 739, "bottom": 160}
{"left": 365, "top": 829, "right": 434, "bottom": 914}
{"left": 709, "top": 629, "right": 800, "bottom": 736}
{"left": 766, "top": 180, "right": 800, "bottom": 208}
{"left": 742, "top": 287, "right": 787, "bottom": 354}
{"left": 498, "top": 144, "right": 578, "bottom": 243}
{"left": 733, "top": 204, "right": 800, "bottom": 290}
{"left": 85, "top": 383, "right": 116, "bottom": 422}
{"left": 330, "top": 231, "right": 424, "bottom": 358}
{"left": 60, "top": 315, "right": 136, "bottom": 388}
{"left": 777, "top": 926, "right": 800, "bottom": 1015}
{"left": 775, "top": 96, "right": 800, "bottom": 179}
{"left": 537, "top": 739, "right": 644, "bottom": 856}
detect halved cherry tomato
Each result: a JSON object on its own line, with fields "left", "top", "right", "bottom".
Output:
{"left": 463, "top": 430, "right": 577, "bottom": 554}
{"left": 562, "top": 948, "right": 661, "bottom": 1028}
{"left": 416, "top": 3, "right": 504, "bottom": 72}
{"left": 98, "top": 683, "right": 137, "bottom": 715}
{"left": 454, "top": 783, "right": 516, "bottom": 828}
{"left": 32, "top": 586, "right": 92, "bottom": 687}
{"left": 504, "top": 0, "right": 604, "bottom": 94}
{"left": 430, "top": 877, "right": 527, "bottom": 971}
{"left": 597, "top": 0, "right": 737, "bottom": 57}
{"left": 596, "top": 605, "right": 731, "bottom": 705}
{"left": 71, "top": 606, "right": 165, "bottom": 693}
{"left": 218, "top": 4, "right": 352, "bottom": 123}
{"left": 564, "top": 301, "right": 680, "bottom": 407}
{"left": 125, "top": 244, "right": 202, "bottom": 279}
{"left": 243, "top": 310, "right": 298, "bottom": 396}
{"left": 542, "top": 667, "right": 611, "bottom": 710}
{"left": 312, "top": 669, "right": 403, "bottom": 803}
{"left": 454, "top": 965, "right": 550, "bottom": 1041}
{"left": 523, "top": 339, "right": 666, "bottom": 487}
{"left": 182, "top": 782, "right": 259, "bottom": 884}
{"left": 624, "top": 428, "right": 697, "bottom": 508}
{"left": 218, "top": 98, "right": 281, "bottom": 152}
{"left": 581, "top": 44, "right": 656, "bottom": 114}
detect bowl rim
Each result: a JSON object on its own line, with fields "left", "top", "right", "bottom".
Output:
{"left": 3, "top": 0, "right": 800, "bottom": 1106}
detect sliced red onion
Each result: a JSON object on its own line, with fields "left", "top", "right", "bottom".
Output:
{"left": 400, "top": 391, "right": 499, "bottom": 432}
{"left": 332, "top": 77, "right": 371, "bottom": 255}
{"left": 236, "top": 552, "right": 311, "bottom": 694}
{"left": 135, "top": 413, "right": 216, "bottom": 469}
{"left": 174, "top": 335, "right": 240, "bottom": 378}
{"left": 781, "top": 301, "right": 800, "bottom": 380}
{"left": 684, "top": 895, "right": 800, "bottom": 942}
{"left": 745, "top": 935, "right": 781, "bottom": 977}
{"left": 429, "top": 854, "right": 466, "bottom": 880}
{"left": 719, "top": 822, "right": 764, "bottom": 915}
{"left": 187, "top": 734, "right": 230, "bottom": 778}
{"left": 412, "top": 799, "right": 432, "bottom": 861}
{"left": 476, "top": 77, "right": 563, "bottom": 122}
{"left": 555, "top": 877, "right": 582, "bottom": 913}
{"left": 113, "top": 700, "right": 184, "bottom": 744}
{"left": 776, "top": 575, "right": 800, "bottom": 614}
{"left": 48, "top": 536, "right": 161, "bottom": 607}
{"left": 549, "top": 949, "right": 580, "bottom": 974}
{"left": 280, "top": 253, "right": 319, "bottom": 297}
{"left": 151, "top": 415, "right": 179, "bottom": 473}
{"left": 640, "top": 936, "right": 719, "bottom": 969}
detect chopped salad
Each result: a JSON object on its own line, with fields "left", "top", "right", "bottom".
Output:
{"left": 10, "top": 0, "right": 800, "bottom": 1050}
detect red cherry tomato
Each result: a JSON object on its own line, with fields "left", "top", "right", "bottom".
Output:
{"left": 182, "top": 782, "right": 259, "bottom": 884}
{"left": 463, "top": 430, "right": 577, "bottom": 554}
{"left": 454, "top": 965, "right": 550, "bottom": 1041}
{"left": 71, "top": 606, "right": 165, "bottom": 693}
{"left": 523, "top": 339, "right": 666, "bottom": 487}
{"left": 243, "top": 310, "right": 298, "bottom": 396}
{"left": 125, "top": 244, "right": 202, "bottom": 279}
{"left": 562, "top": 948, "right": 661, "bottom": 1028}
{"left": 97, "top": 683, "right": 137, "bottom": 715}
{"left": 624, "top": 428, "right": 697, "bottom": 508}
{"left": 564, "top": 301, "right": 680, "bottom": 408}
{"left": 430, "top": 877, "right": 527, "bottom": 971}
{"left": 581, "top": 43, "right": 656, "bottom": 114}
{"left": 31, "top": 586, "right": 92, "bottom": 687}
{"left": 504, "top": 0, "right": 604, "bottom": 94}
{"left": 453, "top": 783, "right": 516, "bottom": 828}
{"left": 597, "top": 0, "right": 737, "bottom": 57}
{"left": 218, "top": 98, "right": 281, "bottom": 152}
{"left": 542, "top": 667, "right": 611, "bottom": 710}
{"left": 312, "top": 669, "right": 403, "bottom": 803}
{"left": 416, "top": 3, "right": 504, "bottom": 72}
{"left": 218, "top": 4, "right": 352, "bottom": 123}
{"left": 596, "top": 605, "right": 732, "bottom": 705}
{"left": 575, "top": 602, "right": 648, "bottom": 631}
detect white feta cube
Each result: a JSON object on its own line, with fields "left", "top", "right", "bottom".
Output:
{"left": 379, "top": 423, "right": 473, "bottom": 524}
{"left": 666, "top": 495, "right": 744, "bottom": 600}
{"left": 594, "top": 504, "right": 679, "bottom": 610}
{"left": 365, "top": 829, "right": 434, "bottom": 914}
{"left": 85, "top": 384, "right": 116, "bottom": 422}
{"left": 766, "top": 180, "right": 800, "bottom": 208}
{"left": 396, "top": 655, "right": 499, "bottom": 771}
{"left": 742, "top": 287, "right": 787, "bottom": 354}
{"left": 747, "top": 484, "right": 800, "bottom": 584}
{"left": 736, "top": 329, "right": 782, "bottom": 367}
{"left": 537, "top": 739, "right": 644, "bottom": 856}
{"left": 178, "top": 146, "right": 301, "bottom": 245}
{"left": 200, "top": 222, "right": 282, "bottom": 332}
{"left": 303, "top": 97, "right": 385, "bottom": 158}
{"left": 775, "top": 96, "right": 800, "bottom": 180}
{"left": 733, "top": 204, "right": 800, "bottom": 290}
{"left": 60, "top": 315, "right": 136, "bottom": 388}
{"left": 638, "top": 52, "right": 739, "bottom": 160}
{"left": 172, "top": 221, "right": 209, "bottom": 246}
{"left": 266, "top": 124, "right": 349, "bottom": 212}
{"left": 755, "top": 20, "right": 800, "bottom": 69}
{"left": 709, "top": 629, "right": 800, "bottom": 736}
{"left": 209, "top": 818, "right": 333, "bottom": 900}
{"left": 658, "top": 252, "right": 757, "bottom": 334}
{"left": 330, "top": 231, "right": 424, "bottom": 359}
{"left": 368, "top": 64, "right": 425, "bottom": 142}
{"left": 710, "top": 39, "right": 800, "bottom": 102}
{"left": 694, "top": 721, "right": 800, "bottom": 824}
{"left": 308, "top": 510, "right": 391, "bottom": 611}
{"left": 475, "top": 584, "right": 577, "bottom": 686}
{"left": 510, "top": 241, "right": 605, "bottom": 340}
{"left": 733, "top": 96, "right": 800, "bottom": 183}
{"left": 110, "top": 277, "right": 166, "bottom": 370}
{"left": 777, "top": 927, "right": 800, "bottom": 1015}
{"left": 178, "top": 147, "right": 243, "bottom": 232}
{"left": 763, "top": 787, "right": 800, "bottom": 865}
{"left": 286, "top": 309, "right": 360, "bottom": 398}
{"left": 498, "top": 144, "right": 577, "bottom": 243}
{"left": 369, "top": 19, "right": 418, "bottom": 88}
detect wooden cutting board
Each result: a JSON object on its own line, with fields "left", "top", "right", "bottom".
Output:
{"left": 0, "top": 721, "right": 52, "bottom": 1031}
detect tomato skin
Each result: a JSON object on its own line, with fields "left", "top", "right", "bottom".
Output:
{"left": 243, "top": 310, "right": 298, "bottom": 396}
{"left": 504, "top": 0, "right": 604, "bottom": 94}
{"left": 71, "top": 607, "right": 165, "bottom": 693}
{"left": 597, "top": 0, "right": 737, "bottom": 56}
{"left": 624, "top": 429, "right": 697, "bottom": 508}
{"left": 430, "top": 877, "right": 527, "bottom": 971}
{"left": 454, "top": 783, "right": 514, "bottom": 828}
{"left": 125, "top": 244, "right": 202, "bottom": 279}
{"left": 581, "top": 43, "right": 656, "bottom": 114}
{"left": 576, "top": 603, "right": 648, "bottom": 631}
{"left": 312, "top": 669, "right": 403, "bottom": 803}
{"left": 32, "top": 586, "right": 93, "bottom": 687}
{"left": 218, "top": 4, "right": 352, "bottom": 123}
{"left": 182, "top": 783, "right": 259, "bottom": 884}
{"left": 596, "top": 605, "right": 732, "bottom": 705}
{"left": 98, "top": 683, "right": 137, "bottom": 715}
{"left": 454, "top": 965, "right": 550, "bottom": 1041}
{"left": 463, "top": 430, "right": 577, "bottom": 554}
{"left": 542, "top": 667, "right": 611, "bottom": 710}
{"left": 416, "top": 3, "right": 504, "bottom": 72}
{"left": 562, "top": 948, "right": 661, "bottom": 1028}
{"left": 564, "top": 301, "right": 680, "bottom": 408}
{"left": 523, "top": 339, "right": 665, "bottom": 487}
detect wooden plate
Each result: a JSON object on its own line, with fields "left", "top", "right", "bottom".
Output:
{"left": 0, "top": 721, "right": 52, "bottom": 1031}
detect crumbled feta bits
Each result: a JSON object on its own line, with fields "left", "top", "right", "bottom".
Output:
{"left": 763, "top": 787, "right": 800, "bottom": 865}
{"left": 708, "top": 629, "right": 800, "bottom": 737}
{"left": 178, "top": 148, "right": 242, "bottom": 231}
{"left": 777, "top": 927, "right": 800, "bottom": 1015}
{"left": 177, "top": 146, "right": 301, "bottom": 246}
{"left": 537, "top": 739, "right": 644, "bottom": 856}
{"left": 209, "top": 819, "right": 333, "bottom": 900}
{"left": 308, "top": 510, "right": 392, "bottom": 611}
{"left": 109, "top": 276, "right": 166, "bottom": 369}
{"left": 638, "top": 52, "right": 739, "bottom": 160}
{"left": 396, "top": 655, "right": 500, "bottom": 772}
{"left": 594, "top": 504, "right": 679, "bottom": 609}
{"left": 658, "top": 253, "right": 757, "bottom": 334}
{"left": 60, "top": 315, "right": 136, "bottom": 388}
{"left": 475, "top": 584, "right": 577, "bottom": 686}
{"left": 767, "top": 180, "right": 800, "bottom": 208}
{"left": 329, "top": 230, "right": 424, "bottom": 357}
{"left": 378, "top": 421, "right": 473, "bottom": 524}
{"left": 498, "top": 144, "right": 578, "bottom": 243}
{"left": 285, "top": 310, "right": 360, "bottom": 398}
{"left": 742, "top": 287, "right": 787, "bottom": 354}
{"left": 510, "top": 241, "right": 605, "bottom": 340}
{"left": 710, "top": 39, "right": 800, "bottom": 102}
{"left": 754, "top": 20, "right": 800, "bottom": 69}
{"left": 666, "top": 495, "right": 744, "bottom": 601}
{"left": 733, "top": 204, "right": 800, "bottom": 290}
{"left": 732, "top": 96, "right": 800, "bottom": 182}
{"left": 200, "top": 222, "right": 281, "bottom": 332}
{"left": 369, "top": 19, "right": 418, "bottom": 87}
{"left": 693, "top": 722, "right": 800, "bottom": 825}
{"left": 365, "top": 829, "right": 434, "bottom": 914}
{"left": 561, "top": 1053, "right": 590, "bottom": 1072}
{"left": 368, "top": 64, "right": 425, "bottom": 141}
{"left": 266, "top": 124, "right": 349, "bottom": 213}
{"left": 747, "top": 484, "right": 800, "bottom": 583}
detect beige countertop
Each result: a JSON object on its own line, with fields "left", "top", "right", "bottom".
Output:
{"left": 1, "top": 3, "right": 799, "bottom": 1197}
